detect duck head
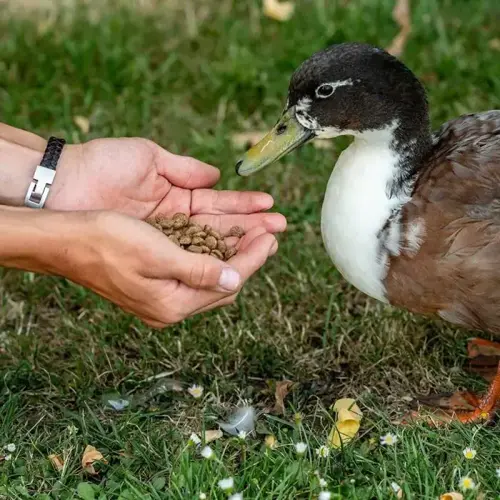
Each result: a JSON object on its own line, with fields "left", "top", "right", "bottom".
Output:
{"left": 235, "top": 42, "right": 430, "bottom": 176}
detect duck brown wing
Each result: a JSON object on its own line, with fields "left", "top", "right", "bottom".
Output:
{"left": 385, "top": 111, "right": 500, "bottom": 334}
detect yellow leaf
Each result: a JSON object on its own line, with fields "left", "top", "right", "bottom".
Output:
{"left": 81, "top": 445, "right": 107, "bottom": 475}
{"left": 440, "top": 493, "right": 463, "bottom": 500}
{"left": 204, "top": 429, "right": 223, "bottom": 443}
{"left": 48, "top": 454, "right": 64, "bottom": 471}
{"left": 263, "top": 0, "right": 295, "bottom": 22}
{"left": 74, "top": 115, "right": 90, "bottom": 134}
{"left": 328, "top": 398, "right": 362, "bottom": 449}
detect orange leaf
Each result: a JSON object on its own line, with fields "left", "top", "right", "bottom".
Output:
{"left": 440, "top": 493, "right": 463, "bottom": 500}
{"left": 48, "top": 454, "right": 64, "bottom": 472}
{"left": 81, "top": 445, "right": 107, "bottom": 475}
{"left": 386, "top": 0, "right": 411, "bottom": 57}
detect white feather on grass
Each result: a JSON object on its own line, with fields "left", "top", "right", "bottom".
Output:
{"left": 218, "top": 406, "right": 256, "bottom": 436}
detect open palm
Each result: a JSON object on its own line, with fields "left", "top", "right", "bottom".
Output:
{"left": 48, "top": 137, "right": 285, "bottom": 235}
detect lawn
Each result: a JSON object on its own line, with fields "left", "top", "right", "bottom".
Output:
{"left": 1, "top": 0, "right": 500, "bottom": 498}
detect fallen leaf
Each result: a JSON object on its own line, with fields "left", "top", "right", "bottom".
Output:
{"left": 328, "top": 398, "right": 362, "bottom": 449}
{"left": 48, "top": 454, "right": 64, "bottom": 472}
{"left": 107, "top": 398, "right": 130, "bottom": 411}
{"left": 274, "top": 380, "right": 294, "bottom": 414}
{"left": 73, "top": 115, "right": 90, "bottom": 134}
{"left": 231, "top": 131, "right": 267, "bottom": 149}
{"left": 440, "top": 493, "right": 463, "bottom": 500}
{"left": 386, "top": 0, "right": 411, "bottom": 57}
{"left": 219, "top": 406, "right": 256, "bottom": 436}
{"left": 81, "top": 445, "right": 107, "bottom": 475}
{"left": 204, "top": 429, "right": 223, "bottom": 443}
{"left": 263, "top": 0, "right": 295, "bottom": 22}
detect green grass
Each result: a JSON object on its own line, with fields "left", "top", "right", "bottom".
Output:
{"left": 2, "top": 0, "right": 500, "bottom": 498}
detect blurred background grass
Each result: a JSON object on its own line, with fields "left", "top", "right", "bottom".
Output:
{"left": 1, "top": 0, "right": 500, "bottom": 498}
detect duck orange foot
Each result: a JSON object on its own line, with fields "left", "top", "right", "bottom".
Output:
{"left": 400, "top": 338, "right": 500, "bottom": 427}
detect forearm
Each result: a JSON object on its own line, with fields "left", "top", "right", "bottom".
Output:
{"left": 0, "top": 206, "right": 86, "bottom": 276}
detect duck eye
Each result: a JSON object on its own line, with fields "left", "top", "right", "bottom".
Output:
{"left": 316, "top": 83, "right": 335, "bottom": 99}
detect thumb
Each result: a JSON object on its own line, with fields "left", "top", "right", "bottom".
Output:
{"left": 169, "top": 250, "right": 241, "bottom": 293}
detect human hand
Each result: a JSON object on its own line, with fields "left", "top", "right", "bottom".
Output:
{"left": 47, "top": 138, "right": 285, "bottom": 235}
{"left": 58, "top": 210, "right": 278, "bottom": 327}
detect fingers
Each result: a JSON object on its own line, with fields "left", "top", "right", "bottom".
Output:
{"left": 190, "top": 212, "right": 287, "bottom": 234}
{"left": 154, "top": 146, "right": 220, "bottom": 189}
{"left": 191, "top": 189, "right": 274, "bottom": 215}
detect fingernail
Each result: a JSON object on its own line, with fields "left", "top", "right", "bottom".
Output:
{"left": 218, "top": 267, "right": 241, "bottom": 292}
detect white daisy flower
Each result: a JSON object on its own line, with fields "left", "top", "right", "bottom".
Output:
{"left": 462, "top": 447, "right": 477, "bottom": 460}
{"left": 380, "top": 433, "right": 398, "bottom": 446}
{"left": 200, "top": 446, "right": 214, "bottom": 459}
{"left": 218, "top": 477, "right": 234, "bottom": 491}
{"left": 316, "top": 445, "right": 330, "bottom": 458}
{"left": 228, "top": 494, "right": 243, "bottom": 500}
{"left": 459, "top": 476, "right": 476, "bottom": 490}
{"left": 295, "top": 442, "right": 308, "bottom": 455}
{"left": 189, "top": 433, "right": 201, "bottom": 446}
{"left": 238, "top": 430, "right": 247, "bottom": 440}
{"left": 199, "top": 494, "right": 207, "bottom": 500}
{"left": 319, "top": 478, "right": 328, "bottom": 487}
{"left": 67, "top": 424, "right": 78, "bottom": 435}
{"left": 4, "top": 444, "right": 16, "bottom": 453}
{"left": 319, "top": 492, "right": 331, "bottom": 500}
{"left": 187, "top": 384, "right": 204, "bottom": 399}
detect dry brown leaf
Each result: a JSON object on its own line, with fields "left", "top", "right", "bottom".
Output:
{"left": 263, "top": 0, "right": 295, "bottom": 22}
{"left": 204, "top": 429, "right": 223, "bottom": 443}
{"left": 48, "top": 454, "right": 64, "bottom": 471}
{"left": 386, "top": 0, "right": 411, "bottom": 57}
{"left": 439, "top": 493, "right": 463, "bottom": 500}
{"left": 231, "top": 131, "right": 267, "bottom": 149}
{"left": 274, "top": 380, "right": 294, "bottom": 414}
{"left": 73, "top": 115, "right": 90, "bottom": 134}
{"left": 81, "top": 445, "right": 107, "bottom": 475}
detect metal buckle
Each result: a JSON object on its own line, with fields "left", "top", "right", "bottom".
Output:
{"left": 24, "top": 165, "right": 56, "bottom": 209}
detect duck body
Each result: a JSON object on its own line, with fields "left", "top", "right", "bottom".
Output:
{"left": 236, "top": 42, "right": 500, "bottom": 422}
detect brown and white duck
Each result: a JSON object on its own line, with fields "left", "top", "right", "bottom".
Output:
{"left": 236, "top": 42, "right": 500, "bottom": 423}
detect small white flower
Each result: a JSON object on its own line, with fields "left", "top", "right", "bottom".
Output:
{"left": 218, "top": 477, "right": 234, "bottom": 491}
{"left": 462, "top": 447, "right": 477, "bottom": 460}
{"left": 496, "top": 467, "right": 500, "bottom": 478}
{"left": 391, "top": 482, "right": 402, "bottom": 494}
{"left": 199, "top": 494, "right": 207, "bottom": 500}
{"left": 4, "top": 444, "right": 16, "bottom": 453}
{"left": 295, "top": 442, "right": 308, "bottom": 455}
{"left": 3, "top": 454, "right": 12, "bottom": 461}
{"left": 67, "top": 425, "right": 78, "bottom": 435}
{"left": 228, "top": 494, "right": 243, "bottom": 500}
{"left": 189, "top": 433, "right": 201, "bottom": 445}
{"left": 319, "top": 492, "right": 331, "bottom": 500}
{"left": 380, "top": 433, "right": 398, "bottom": 446}
{"left": 319, "top": 478, "right": 328, "bottom": 487}
{"left": 237, "top": 430, "right": 247, "bottom": 440}
{"left": 200, "top": 446, "right": 214, "bottom": 459}
{"left": 316, "top": 445, "right": 330, "bottom": 458}
{"left": 188, "top": 384, "right": 204, "bottom": 399}
{"left": 459, "top": 476, "right": 476, "bottom": 490}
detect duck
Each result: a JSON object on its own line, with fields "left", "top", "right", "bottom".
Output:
{"left": 235, "top": 42, "right": 500, "bottom": 424}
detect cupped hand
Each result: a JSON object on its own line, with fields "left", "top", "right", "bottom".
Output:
{"left": 67, "top": 211, "right": 278, "bottom": 327}
{"left": 47, "top": 137, "right": 285, "bottom": 235}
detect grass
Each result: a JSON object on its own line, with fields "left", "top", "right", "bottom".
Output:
{"left": 1, "top": 0, "right": 500, "bottom": 498}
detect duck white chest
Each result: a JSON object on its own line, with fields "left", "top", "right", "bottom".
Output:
{"left": 320, "top": 138, "right": 407, "bottom": 302}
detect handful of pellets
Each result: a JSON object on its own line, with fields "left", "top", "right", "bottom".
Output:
{"left": 146, "top": 212, "right": 245, "bottom": 262}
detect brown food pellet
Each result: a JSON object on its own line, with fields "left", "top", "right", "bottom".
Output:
{"left": 205, "top": 235, "right": 217, "bottom": 250}
{"left": 217, "top": 240, "right": 227, "bottom": 253}
{"left": 204, "top": 224, "right": 212, "bottom": 233}
{"left": 192, "top": 236, "right": 204, "bottom": 245}
{"left": 187, "top": 245, "right": 203, "bottom": 253}
{"left": 146, "top": 217, "right": 156, "bottom": 226}
{"left": 228, "top": 226, "right": 245, "bottom": 238}
{"left": 208, "top": 229, "right": 222, "bottom": 240}
{"left": 225, "top": 247, "right": 237, "bottom": 260}
{"left": 201, "top": 245, "right": 211, "bottom": 253}
{"left": 168, "top": 235, "right": 180, "bottom": 246}
{"left": 173, "top": 213, "right": 189, "bottom": 228}
{"left": 179, "top": 235, "right": 192, "bottom": 245}
{"left": 163, "top": 228, "right": 174, "bottom": 236}
{"left": 186, "top": 224, "right": 202, "bottom": 236}
{"left": 193, "top": 231, "right": 207, "bottom": 238}
{"left": 211, "top": 249, "right": 224, "bottom": 260}
{"left": 159, "top": 218, "right": 174, "bottom": 229}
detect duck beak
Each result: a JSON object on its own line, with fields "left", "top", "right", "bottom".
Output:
{"left": 235, "top": 106, "right": 315, "bottom": 176}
